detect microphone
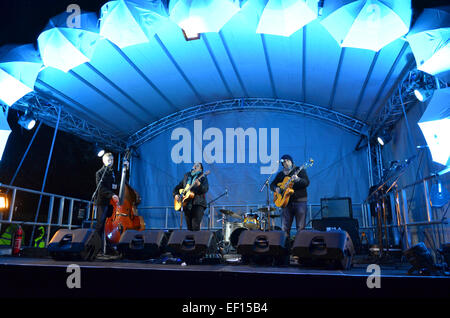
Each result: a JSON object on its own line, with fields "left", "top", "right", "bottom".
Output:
{"left": 225, "top": 188, "right": 228, "bottom": 197}
{"left": 416, "top": 145, "right": 429, "bottom": 149}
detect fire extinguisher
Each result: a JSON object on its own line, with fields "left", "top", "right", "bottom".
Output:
{"left": 12, "top": 226, "right": 23, "bottom": 256}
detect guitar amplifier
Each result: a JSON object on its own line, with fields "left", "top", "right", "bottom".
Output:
{"left": 321, "top": 197, "right": 353, "bottom": 218}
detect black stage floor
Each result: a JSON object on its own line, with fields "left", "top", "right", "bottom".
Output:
{"left": 0, "top": 254, "right": 449, "bottom": 303}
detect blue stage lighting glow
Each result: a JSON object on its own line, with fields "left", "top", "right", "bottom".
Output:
{"left": 418, "top": 119, "right": 450, "bottom": 166}
{"left": 0, "top": 109, "right": 11, "bottom": 161}
{"left": 321, "top": 0, "right": 411, "bottom": 51}
{"left": 0, "top": 69, "right": 33, "bottom": 106}
{"left": 418, "top": 87, "right": 450, "bottom": 166}
{"left": 0, "top": 44, "right": 42, "bottom": 106}
{"left": 169, "top": 0, "right": 241, "bottom": 36}
{"left": 256, "top": 0, "right": 318, "bottom": 37}
{"left": 100, "top": 0, "right": 168, "bottom": 49}
{"left": 37, "top": 12, "right": 100, "bottom": 72}
{"left": 406, "top": 7, "right": 450, "bottom": 78}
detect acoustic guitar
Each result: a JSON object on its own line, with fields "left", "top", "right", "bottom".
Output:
{"left": 273, "top": 158, "right": 314, "bottom": 208}
{"left": 174, "top": 170, "right": 210, "bottom": 211}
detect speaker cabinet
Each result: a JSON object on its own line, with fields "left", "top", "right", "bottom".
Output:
{"left": 117, "top": 230, "right": 168, "bottom": 260}
{"left": 312, "top": 217, "right": 361, "bottom": 253}
{"left": 48, "top": 228, "right": 101, "bottom": 261}
{"left": 166, "top": 230, "right": 217, "bottom": 261}
{"left": 292, "top": 230, "right": 354, "bottom": 270}
{"left": 236, "top": 230, "right": 289, "bottom": 265}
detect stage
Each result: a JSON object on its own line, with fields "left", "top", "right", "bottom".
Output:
{"left": 0, "top": 254, "right": 448, "bottom": 301}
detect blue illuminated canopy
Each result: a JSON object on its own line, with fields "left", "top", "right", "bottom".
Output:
{"left": 37, "top": 11, "right": 100, "bottom": 72}
{"left": 321, "top": 0, "right": 412, "bottom": 51}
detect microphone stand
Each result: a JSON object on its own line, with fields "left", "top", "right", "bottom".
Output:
{"left": 90, "top": 166, "right": 109, "bottom": 229}
{"left": 206, "top": 189, "right": 229, "bottom": 230}
{"left": 260, "top": 172, "right": 275, "bottom": 231}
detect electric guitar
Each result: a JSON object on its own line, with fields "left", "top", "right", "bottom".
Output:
{"left": 174, "top": 170, "right": 210, "bottom": 211}
{"left": 273, "top": 158, "right": 314, "bottom": 208}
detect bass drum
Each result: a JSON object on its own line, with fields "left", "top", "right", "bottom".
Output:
{"left": 230, "top": 227, "right": 248, "bottom": 248}
{"left": 223, "top": 221, "right": 244, "bottom": 242}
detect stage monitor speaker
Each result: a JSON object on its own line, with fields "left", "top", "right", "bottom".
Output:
{"left": 312, "top": 217, "right": 361, "bottom": 254}
{"left": 321, "top": 197, "right": 353, "bottom": 218}
{"left": 236, "top": 230, "right": 289, "bottom": 265}
{"left": 117, "top": 230, "right": 169, "bottom": 260}
{"left": 292, "top": 230, "right": 354, "bottom": 270}
{"left": 166, "top": 230, "right": 217, "bottom": 261}
{"left": 48, "top": 228, "right": 101, "bottom": 261}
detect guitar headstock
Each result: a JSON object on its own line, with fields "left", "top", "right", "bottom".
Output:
{"left": 305, "top": 158, "right": 314, "bottom": 168}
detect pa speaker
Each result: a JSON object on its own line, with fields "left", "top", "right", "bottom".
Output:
{"left": 117, "top": 230, "right": 169, "bottom": 260}
{"left": 236, "top": 230, "right": 289, "bottom": 265}
{"left": 166, "top": 230, "right": 217, "bottom": 262}
{"left": 48, "top": 228, "right": 101, "bottom": 261}
{"left": 312, "top": 217, "right": 361, "bottom": 253}
{"left": 292, "top": 230, "right": 354, "bottom": 270}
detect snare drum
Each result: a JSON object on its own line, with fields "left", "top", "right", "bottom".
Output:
{"left": 243, "top": 213, "right": 260, "bottom": 230}
{"left": 223, "top": 221, "right": 245, "bottom": 242}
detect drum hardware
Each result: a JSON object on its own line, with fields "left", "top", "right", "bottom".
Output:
{"left": 219, "top": 209, "right": 243, "bottom": 219}
{"left": 257, "top": 207, "right": 276, "bottom": 213}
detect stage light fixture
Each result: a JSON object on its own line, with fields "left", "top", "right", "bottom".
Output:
{"left": 414, "top": 87, "right": 433, "bottom": 102}
{"left": 377, "top": 130, "right": 392, "bottom": 146}
{"left": 403, "top": 242, "right": 436, "bottom": 275}
{"left": 95, "top": 145, "right": 105, "bottom": 157}
{"left": 17, "top": 112, "right": 36, "bottom": 130}
{"left": 0, "top": 192, "right": 9, "bottom": 211}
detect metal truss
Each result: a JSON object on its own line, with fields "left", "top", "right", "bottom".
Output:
{"left": 371, "top": 69, "right": 444, "bottom": 139}
{"left": 11, "top": 93, "right": 127, "bottom": 153}
{"left": 127, "top": 98, "right": 369, "bottom": 148}
{"left": 365, "top": 69, "right": 448, "bottom": 186}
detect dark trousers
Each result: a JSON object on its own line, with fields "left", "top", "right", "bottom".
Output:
{"left": 184, "top": 205, "right": 205, "bottom": 231}
{"left": 95, "top": 205, "right": 113, "bottom": 251}
{"left": 282, "top": 201, "right": 307, "bottom": 238}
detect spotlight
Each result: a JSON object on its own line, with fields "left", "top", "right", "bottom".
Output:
{"left": 17, "top": 112, "right": 36, "bottom": 130}
{"left": 97, "top": 148, "right": 105, "bottom": 157}
{"left": 403, "top": 242, "right": 436, "bottom": 275}
{"left": 414, "top": 87, "right": 433, "bottom": 102}
{"left": 95, "top": 144, "right": 105, "bottom": 157}
{"left": 0, "top": 192, "right": 9, "bottom": 211}
{"left": 377, "top": 130, "right": 392, "bottom": 146}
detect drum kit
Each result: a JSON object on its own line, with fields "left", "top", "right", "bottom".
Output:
{"left": 218, "top": 207, "right": 281, "bottom": 250}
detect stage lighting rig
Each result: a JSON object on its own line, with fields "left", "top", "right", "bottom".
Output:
{"left": 17, "top": 111, "right": 36, "bottom": 130}
{"left": 377, "top": 129, "right": 392, "bottom": 146}
{"left": 95, "top": 144, "right": 105, "bottom": 157}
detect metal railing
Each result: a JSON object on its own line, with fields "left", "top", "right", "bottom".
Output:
{"left": 0, "top": 183, "right": 93, "bottom": 246}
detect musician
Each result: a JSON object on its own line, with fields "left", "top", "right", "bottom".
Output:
{"left": 270, "top": 154, "right": 310, "bottom": 239}
{"left": 94, "top": 152, "right": 121, "bottom": 254}
{"left": 173, "top": 162, "right": 209, "bottom": 231}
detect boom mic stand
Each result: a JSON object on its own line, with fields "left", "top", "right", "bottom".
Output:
{"left": 89, "top": 166, "right": 108, "bottom": 229}
{"left": 260, "top": 172, "right": 276, "bottom": 231}
{"left": 365, "top": 155, "right": 416, "bottom": 262}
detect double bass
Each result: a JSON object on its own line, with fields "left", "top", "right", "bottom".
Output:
{"left": 104, "top": 151, "right": 145, "bottom": 244}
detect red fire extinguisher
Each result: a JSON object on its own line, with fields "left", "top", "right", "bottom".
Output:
{"left": 12, "top": 226, "right": 23, "bottom": 256}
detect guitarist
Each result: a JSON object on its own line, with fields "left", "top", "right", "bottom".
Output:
{"left": 270, "top": 154, "right": 309, "bottom": 239}
{"left": 173, "top": 162, "right": 209, "bottom": 231}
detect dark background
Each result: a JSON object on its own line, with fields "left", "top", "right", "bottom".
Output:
{"left": 0, "top": 0, "right": 447, "bottom": 241}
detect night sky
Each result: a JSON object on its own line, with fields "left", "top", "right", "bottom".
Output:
{"left": 0, "top": 0, "right": 448, "bottom": 238}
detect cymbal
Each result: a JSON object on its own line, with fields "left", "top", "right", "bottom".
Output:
{"left": 219, "top": 209, "right": 242, "bottom": 219}
{"left": 258, "top": 207, "right": 276, "bottom": 213}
